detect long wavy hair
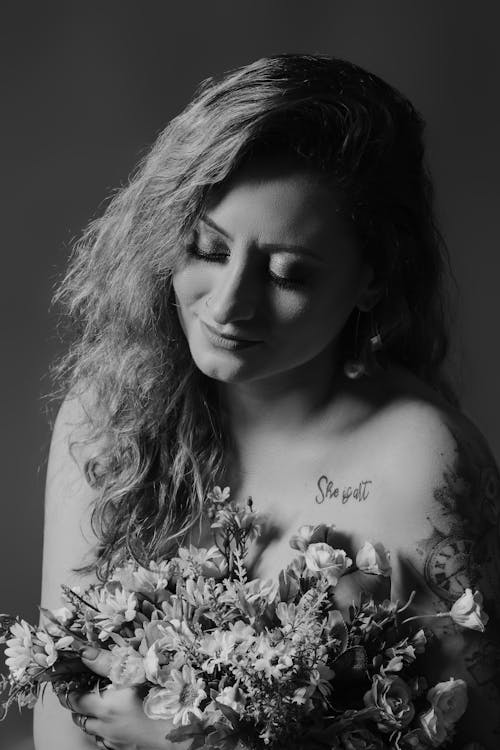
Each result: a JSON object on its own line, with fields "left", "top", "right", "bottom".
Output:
{"left": 52, "top": 54, "right": 458, "bottom": 579}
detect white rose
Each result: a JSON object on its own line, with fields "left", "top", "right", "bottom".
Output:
{"left": 304, "top": 543, "right": 352, "bottom": 585}
{"left": 143, "top": 686, "right": 172, "bottom": 720}
{"left": 450, "top": 589, "right": 489, "bottom": 632}
{"left": 289, "top": 523, "right": 336, "bottom": 552}
{"left": 410, "top": 629, "right": 427, "bottom": 654}
{"left": 215, "top": 684, "right": 246, "bottom": 714}
{"left": 51, "top": 606, "right": 74, "bottom": 624}
{"left": 426, "top": 677, "right": 468, "bottom": 727}
{"left": 355, "top": 541, "right": 392, "bottom": 577}
{"left": 418, "top": 706, "right": 449, "bottom": 747}
{"left": 363, "top": 674, "right": 415, "bottom": 732}
{"left": 109, "top": 645, "right": 146, "bottom": 687}
{"left": 143, "top": 640, "right": 173, "bottom": 687}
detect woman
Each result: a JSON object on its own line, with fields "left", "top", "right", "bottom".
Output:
{"left": 33, "top": 54, "right": 499, "bottom": 749}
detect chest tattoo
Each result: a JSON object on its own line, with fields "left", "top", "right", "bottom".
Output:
{"left": 314, "top": 473, "right": 372, "bottom": 505}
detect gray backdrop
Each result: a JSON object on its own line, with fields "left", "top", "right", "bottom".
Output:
{"left": 1, "top": 2, "right": 498, "bottom": 747}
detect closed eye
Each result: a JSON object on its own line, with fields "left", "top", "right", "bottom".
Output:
{"left": 186, "top": 242, "right": 307, "bottom": 290}
{"left": 268, "top": 271, "right": 305, "bottom": 290}
{"left": 186, "top": 243, "right": 229, "bottom": 263}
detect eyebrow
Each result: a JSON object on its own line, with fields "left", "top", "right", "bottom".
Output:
{"left": 200, "top": 215, "right": 327, "bottom": 263}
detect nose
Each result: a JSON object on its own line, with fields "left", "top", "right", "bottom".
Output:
{"left": 205, "top": 254, "right": 257, "bottom": 325}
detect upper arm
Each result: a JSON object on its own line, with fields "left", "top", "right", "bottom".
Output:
{"left": 34, "top": 392, "right": 106, "bottom": 750}
{"left": 389, "top": 403, "right": 500, "bottom": 621}
{"left": 387, "top": 403, "right": 500, "bottom": 748}
{"left": 39, "top": 392, "right": 103, "bottom": 611}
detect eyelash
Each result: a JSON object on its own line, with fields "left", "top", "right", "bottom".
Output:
{"left": 186, "top": 243, "right": 305, "bottom": 291}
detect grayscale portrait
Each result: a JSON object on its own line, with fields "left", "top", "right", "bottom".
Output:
{"left": 1, "top": 4, "right": 499, "bottom": 750}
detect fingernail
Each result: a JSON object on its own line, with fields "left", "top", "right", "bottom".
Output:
{"left": 81, "top": 647, "right": 99, "bottom": 660}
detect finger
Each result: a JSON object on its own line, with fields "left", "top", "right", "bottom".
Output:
{"left": 64, "top": 689, "right": 106, "bottom": 717}
{"left": 47, "top": 657, "right": 86, "bottom": 679}
{"left": 80, "top": 647, "right": 114, "bottom": 678}
{"left": 54, "top": 684, "right": 97, "bottom": 713}
{"left": 56, "top": 689, "right": 78, "bottom": 712}
{"left": 71, "top": 712, "right": 104, "bottom": 739}
{"left": 95, "top": 738, "right": 119, "bottom": 750}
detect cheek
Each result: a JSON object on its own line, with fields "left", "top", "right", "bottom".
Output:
{"left": 272, "top": 283, "right": 352, "bottom": 339}
{"left": 273, "top": 293, "right": 309, "bottom": 322}
{"left": 268, "top": 282, "right": 359, "bottom": 362}
{"left": 172, "top": 266, "right": 210, "bottom": 308}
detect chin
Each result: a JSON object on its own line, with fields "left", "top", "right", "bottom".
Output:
{"left": 190, "top": 349, "right": 256, "bottom": 384}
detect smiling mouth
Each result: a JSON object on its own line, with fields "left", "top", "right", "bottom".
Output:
{"left": 200, "top": 320, "right": 263, "bottom": 349}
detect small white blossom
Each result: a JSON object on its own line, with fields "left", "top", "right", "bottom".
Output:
{"left": 5, "top": 621, "right": 33, "bottom": 680}
{"left": 450, "top": 589, "right": 489, "bottom": 632}
{"left": 356, "top": 541, "right": 392, "bottom": 577}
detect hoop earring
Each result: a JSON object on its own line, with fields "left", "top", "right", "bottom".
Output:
{"left": 343, "top": 309, "right": 365, "bottom": 379}
{"left": 369, "top": 314, "right": 383, "bottom": 352}
{"left": 343, "top": 309, "right": 383, "bottom": 380}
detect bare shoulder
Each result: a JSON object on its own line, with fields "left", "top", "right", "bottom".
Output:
{"left": 35, "top": 392, "right": 109, "bottom": 750}
{"left": 50, "top": 384, "right": 107, "bottom": 457}
{"left": 367, "top": 367, "right": 499, "bottom": 502}
{"left": 368, "top": 370, "right": 500, "bottom": 613}
{"left": 366, "top": 376, "right": 500, "bottom": 746}
{"left": 41, "top": 387, "right": 109, "bottom": 611}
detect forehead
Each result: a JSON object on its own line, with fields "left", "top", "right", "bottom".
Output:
{"left": 203, "top": 163, "right": 358, "bottom": 260}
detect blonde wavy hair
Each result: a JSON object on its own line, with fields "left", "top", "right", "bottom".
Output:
{"left": 52, "top": 54, "right": 458, "bottom": 579}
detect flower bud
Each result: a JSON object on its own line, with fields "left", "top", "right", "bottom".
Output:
{"left": 449, "top": 589, "right": 489, "bottom": 632}
{"left": 356, "top": 541, "right": 391, "bottom": 577}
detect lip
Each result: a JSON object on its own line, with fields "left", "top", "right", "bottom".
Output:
{"left": 200, "top": 320, "right": 263, "bottom": 350}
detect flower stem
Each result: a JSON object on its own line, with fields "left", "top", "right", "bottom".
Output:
{"left": 396, "top": 590, "right": 416, "bottom": 615}
{"left": 401, "top": 612, "right": 450, "bottom": 626}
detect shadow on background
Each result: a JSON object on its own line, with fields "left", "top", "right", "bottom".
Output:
{"left": 1, "top": 2, "right": 498, "bottom": 746}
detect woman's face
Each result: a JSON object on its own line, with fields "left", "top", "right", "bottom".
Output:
{"left": 172, "top": 163, "right": 376, "bottom": 387}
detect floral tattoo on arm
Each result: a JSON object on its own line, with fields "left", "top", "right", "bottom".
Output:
{"left": 415, "top": 425, "right": 500, "bottom": 744}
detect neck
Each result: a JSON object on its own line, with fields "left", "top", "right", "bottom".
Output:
{"left": 219, "top": 348, "right": 347, "bottom": 436}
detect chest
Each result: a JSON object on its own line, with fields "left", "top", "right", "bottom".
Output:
{"left": 193, "top": 431, "right": 416, "bottom": 585}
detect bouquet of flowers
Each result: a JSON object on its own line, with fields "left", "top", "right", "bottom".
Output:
{"left": 0, "top": 487, "right": 489, "bottom": 750}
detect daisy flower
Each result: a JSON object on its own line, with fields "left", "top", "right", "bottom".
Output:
{"left": 32, "top": 632, "right": 73, "bottom": 669}
{"left": 253, "top": 634, "right": 294, "bottom": 680}
{"left": 198, "top": 628, "right": 239, "bottom": 673}
{"left": 91, "top": 587, "right": 138, "bottom": 640}
{"left": 4, "top": 621, "right": 33, "bottom": 680}
{"left": 177, "top": 545, "right": 224, "bottom": 579}
{"left": 111, "top": 560, "right": 171, "bottom": 595}
{"left": 145, "top": 664, "right": 207, "bottom": 725}
{"left": 214, "top": 683, "right": 246, "bottom": 714}
{"left": 207, "top": 486, "right": 231, "bottom": 505}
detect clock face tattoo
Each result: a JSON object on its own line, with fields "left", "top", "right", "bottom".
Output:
{"left": 424, "top": 536, "right": 477, "bottom": 601}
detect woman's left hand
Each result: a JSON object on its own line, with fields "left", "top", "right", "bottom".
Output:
{"left": 57, "top": 648, "right": 180, "bottom": 750}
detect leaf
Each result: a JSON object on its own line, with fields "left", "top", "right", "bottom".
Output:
{"left": 189, "top": 736, "right": 207, "bottom": 750}
{"left": 278, "top": 570, "right": 300, "bottom": 602}
{"left": 214, "top": 699, "right": 241, "bottom": 728}
{"left": 326, "top": 609, "right": 348, "bottom": 652}
{"left": 60, "top": 585, "right": 99, "bottom": 612}
{"left": 38, "top": 608, "right": 90, "bottom": 648}
{"left": 232, "top": 549, "right": 248, "bottom": 585}
{"left": 165, "top": 713, "right": 210, "bottom": 746}
{"left": 206, "top": 724, "right": 241, "bottom": 750}
{"left": 106, "top": 630, "right": 130, "bottom": 647}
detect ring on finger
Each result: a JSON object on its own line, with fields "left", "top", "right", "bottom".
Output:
{"left": 62, "top": 691, "right": 75, "bottom": 711}
{"left": 94, "top": 737, "right": 114, "bottom": 750}
{"left": 73, "top": 713, "right": 92, "bottom": 734}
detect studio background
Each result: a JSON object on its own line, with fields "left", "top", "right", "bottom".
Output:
{"left": 1, "top": 2, "right": 498, "bottom": 747}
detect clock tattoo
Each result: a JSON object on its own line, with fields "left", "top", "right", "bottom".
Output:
{"left": 424, "top": 536, "right": 477, "bottom": 601}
